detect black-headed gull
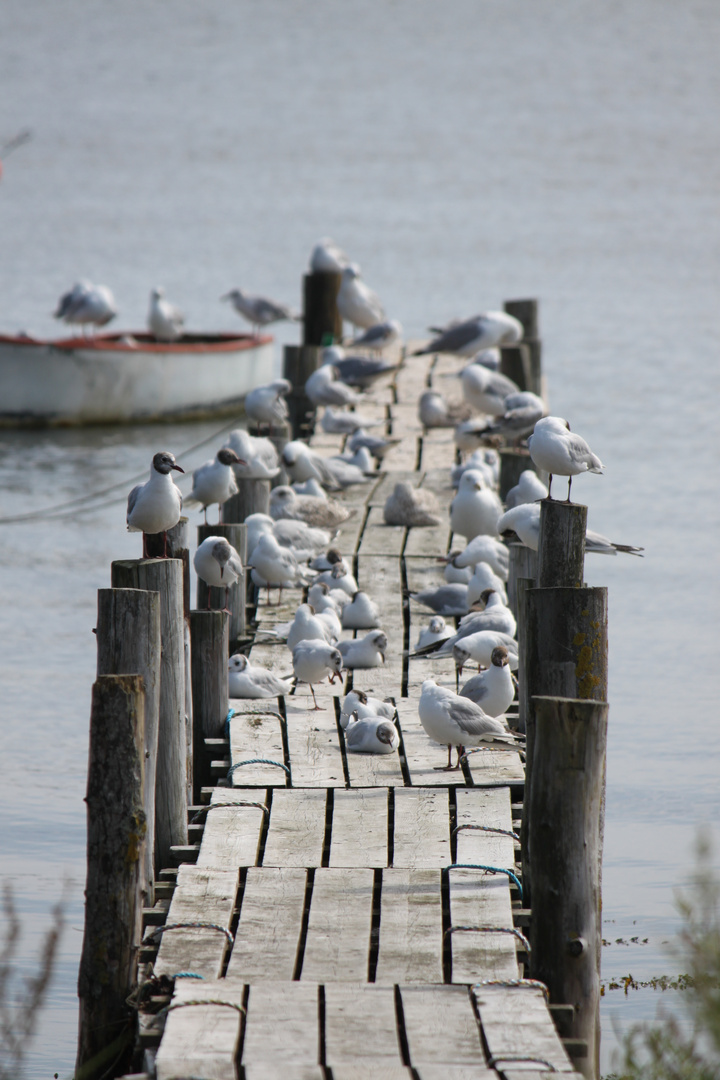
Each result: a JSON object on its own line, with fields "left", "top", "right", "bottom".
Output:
{"left": 281, "top": 441, "right": 369, "bottom": 490}
{"left": 414, "top": 616, "right": 452, "bottom": 652}
{"left": 418, "top": 390, "right": 472, "bottom": 429}
{"left": 305, "top": 365, "right": 363, "bottom": 408}
{"left": 418, "top": 678, "right": 522, "bottom": 770}
{"left": 244, "top": 380, "right": 291, "bottom": 428}
{"left": 148, "top": 287, "right": 184, "bottom": 341}
{"left": 505, "top": 470, "right": 548, "bottom": 508}
{"left": 249, "top": 533, "right": 311, "bottom": 602}
{"left": 459, "top": 646, "right": 516, "bottom": 715}
{"left": 221, "top": 288, "right": 298, "bottom": 333}
{"left": 228, "top": 654, "right": 292, "bottom": 698}
{"left": 341, "top": 591, "right": 381, "bottom": 630}
{"left": 270, "top": 486, "right": 353, "bottom": 530}
{"left": 225, "top": 429, "right": 280, "bottom": 480}
{"left": 340, "top": 690, "right": 395, "bottom": 729}
{"left": 345, "top": 714, "right": 399, "bottom": 754}
{"left": 313, "top": 562, "right": 358, "bottom": 597}
{"left": 291, "top": 640, "right": 344, "bottom": 710}
{"left": 528, "top": 416, "right": 604, "bottom": 501}
{"left": 413, "top": 311, "right": 523, "bottom": 358}
{"left": 450, "top": 471, "right": 503, "bottom": 540}
{"left": 337, "top": 266, "right": 385, "bottom": 330}
{"left": 383, "top": 482, "right": 442, "bottom": 528}
{"left": 309, "top": 237, "right": 351, "bottom": 273}
{"left": 460, "top": 365, "right": 520, "bottom": 416}
{"left": 126, "top": 451, "right": 184, "bottom": 557}
{"left": 498, "top": 503, "right": 643, "bottom": 556}
{"left": 194, "top": 536, "right": 244, "bottom": 610}
{"left": 337, "top": 630, "right": 387, "bottom": 669}
{"left": 452, "top": 632, "right": 519, "bottom": 675}
{"left": 186, "top": 448, "right": 243, "bottom": 523}
{"left": 286, "top": 603, "right": 337, "bottom": 649}
{"left": 447, "top": 535, "right": 509, "bottom": 579}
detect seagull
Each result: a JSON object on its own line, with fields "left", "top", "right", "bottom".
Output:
{"left": 452, "top": 632, "right": 519, "bottom": 675}
{"left": 193, "top": 536, "right": 244, "bottom": 610}
{"left": 245, "top": 513, "right": 330, "bottom": 564}
{"left": 505, "top": 470, "right": 548, "bottom": 508}
{"left": 185, "top": 448, "right": 244, "bottom": 522}
{"left": 337, "top": 630, "right": 388, "bottom": 669}
{"left": 352, "top": 319, "right": 403, "bottom": 352}
{"left": 410, "top": 583, "right": 470, "bottom": 617}
{"left": 56, "top": 281, "right": 117, "bottom": 335}
{"left": 458, "top": 589, "right": 517, "bottom": 638}
{"left": 418, "top": 390, "right": 472, "bottom": 429}
{"left": 460, "top": 365, "right": 520, "bottom": 416}
{"left": 228, "top": 654, "right": 293, "bottom": 698}
{"left": 446, "top": 535, "right": 509, "bottom": 579}
{"left": 53, "top": 280, "right": 92, "bottom": 322}
{"left": 312, "top": 562, "right": 359, "bottom": 597}
{"left": 498, "top": 503, "right": 644, "bottom": 556}
{"left": 281, "top": 441, "right": 370, "bottom": 490}
{"left": 418, "top": 679, "right": 522, "bottom": 770}
{"left": 309, "top": 237, "right": 351, "bottom": 273}
{"left": 126, "top": 451, "right": 184, "bottom": 557}
{"left": 414, "top": 312, "right": 523, "bottom": 357}
{"left": 308, "top": 580, "right": 351, "bottom": 612}
{"left": 337, "top": 266, "right": 385, "bottom": 330}
{"left": 306, "top": 365, "right": 363, "bottom": 408}
{"left": 270, "top": 486, "right": 353, "bottom": 530}
{"left": 414, "top": 616, "right": 452, "bottom": 652}
{"left": 341, "top": 591, "right": 381, "bottom": 629}
{"left": 225, "top": 429, "right": 280, "bottom": 479}
{"left": 244, "top": 379, "right": 291, "bottom": 428}
{"left": 527, "top": 416, "right": 604, "bottom": 501}
{"left": 459, "top": 646, "right": 516, "bottom": 714}
{"left": 466, "top": 562, "right": 509, "bottom": 607}
{"left": 321, "top": 349, "right": 397, "bottom": 390}
{"left": 451, "top": 448, "right": 500, "bottom": 490}
{"left": 384, "top": 482, "right": 443, "bottom": 528}
{"left": 286, "top": 603, "right": 337, "bottom": 649}
{"left": 340, "top": 690, "right": 395, "bottom": 728}
{"left": 147, "top": 287, "right": 184, "bottom": 341}
{"left": 222, "top": 288, "right": 299, "bottom": 334}
{"left": 450, "top": 470, "right": 503, "bottom": 541}
{"left": 321, "top": 408, "right": 382, "bottom": 436}
{"left": 249, "top": 533, "right": 311, "bottom": 602}
{"left": 466, "top": 392, "right": 546, "bottom": 443}
{"left": 347, "top": 430, "right": 401, "bottom": 461}
{"left": 345, "top": 714, "right": 399, "bottom": 754}
{"left": 472, "top": 347, "right": 501, "bottom": 370}
{"left": 309, "top": 547, "right": 345, "bottom": 572}
{"left": 291, "top": 640, "right": 344, "bottom": 710}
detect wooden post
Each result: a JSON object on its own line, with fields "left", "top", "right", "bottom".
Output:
{"left": 499, "top": 448, "right": 535, "bottom": 503}
{"left": 76, "top": 675, "right": 145, "bottom": 1078}
{"left": 196, "top": 522, "right": 248, "bottom": 650}
{"left": 506, "top": 542, "right": 537, "bottom": 618}
{"left": 111, "top": 559, "right": 188, "bottom": 870}
{"left": 499, "top": 343, "right": 531, "bottom": 392}
{"left": 222, "top": 477, "right": 270, "bottom": 522}
{"left": 528, "top": 695, "right": 608, "bottom": 1079}
{"left": 96, "top": 588, "right": 161, "bottom": 905}
{"left": 283, "top": 343, "right": 323, "bottom": 439}
{"left": 190, "top": 610, "right": 230, "bottom": 799}
{"left": 515, "top": 576, "right": 534, "bottom": 735}
{"left": 303, "top": 271, "right": 342, "bottom": 345}
{"left": 537, "top": 500, "right": 587, "bottom": 588}
{"left": 145, "top": 517, "right": 190, "bottom": 617}
{"left": 503, "top": 298, "right": 538, "bottom": 340}
{"left": 525, "top": 586, "right": 608, "bottom": 701}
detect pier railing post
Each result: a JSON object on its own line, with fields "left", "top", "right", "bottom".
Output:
{"left": 303, "top": 270, "right": 342, "bottom": 345}
{"left": 506, "top": 542, "right": 537, "bottom": 618}
{"left": 96, "top": 588, "right": 161, "bottom": 904}
{"left": 537, "top": 500, "right": 587, "bottom": 588}
{"left": 222, "top": 477, "right": 271, "bottom": 522}
{"left": 111, "top": 559, "right": 188, "bottom": 871}
{"left": 196, "top": 522, "right": 248, "bottom": 650}
{"left": 145, "top": 516, "right": 190, "bottom": 615}
{"left": 76, "top": 674, "right": 146, "bottom": 1079}
{"left": 283, "top": 343, "right": 323, "bottom": 439}
{"left": 528, "top": 695, "right": 608, "bottom": 1080}
{"left": 189, "top": 609, "right": 230, "bottom": 800}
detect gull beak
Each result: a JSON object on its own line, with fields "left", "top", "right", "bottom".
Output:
{"left": 171, "top": 463, "right": 185, "bottom": 473}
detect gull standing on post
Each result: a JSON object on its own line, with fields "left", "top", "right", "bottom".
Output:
{"left": 309, "top": 237, "right": 351, "bottom": 273}
{"left": 413, "top": 311, "right": 523, "bottom": 357}
{"left": 292, "top": 640, "right": 344, "bottom": 710}
{"left": 244, "top": 379, "right": 291, "bottom": 428}
{"left": 527, "top": 416, "right": 604, "bottom": 501}
{"left": 193, "top": 536, "right": 244, "bottom": 610}
{"left": 418, "top": 679, "right": 522, "bottom": 770}
{"left": 228, "top": 654, "right": 293, "bottom": 699}
{"left": 126, "top": 451, "right": 184, "bottom": 557}
{"left": 147, "top": 287, "right": 184, "bottom": 341}
{"left": 337, "top": 266, "right": 385, "bottom": 330}
{"left": 498, "top": 503, "right": 644, "bottom": 556}
{"left": 222, "top": 288, "right": 299, "bottom": 334}
{"left": 185, "top": 448, "right": 244, "bottom": 522}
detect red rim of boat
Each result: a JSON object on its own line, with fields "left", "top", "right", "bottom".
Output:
{"left": 0, "top": 331, "right": 273, "bottom": 353}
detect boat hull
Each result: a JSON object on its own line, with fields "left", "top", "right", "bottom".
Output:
{"left": 0, "top": 332, "right": 276, "bottom": 426}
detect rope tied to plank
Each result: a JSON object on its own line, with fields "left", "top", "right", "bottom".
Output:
{"left": 189, "top": 801, "right": 269, "bottom": 825}
{"left": 446, "top": 863, "right": 523, "bottom": 902}
{"left": 472, "top": 978, "right": 550, "bottom": 1004}
{"left": 148, "top": 922, "right": 235, "bottom": 945}
{"left": 162, "top": 999, "right": 247, "bottom": 1016}
{"left": 444, "top": 925, "right": 531, "bottom": 951}
{"left": 227, "top": 758, "right": 290, "bottom": 778}
{"left": 487, "top": 1055, "right": 557, "bottom": 1071}
{"left": 224, "top": 708, "right": 237, "bottom": 738}
{"left": 171, "top": 972, "right": 205, "bottom": 979}
{"left": 453, "top": 824, "right": 520, "bottom": 841}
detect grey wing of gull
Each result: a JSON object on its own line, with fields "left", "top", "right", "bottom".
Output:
{"left": 353, "top": 324, "right": 384, "bottom": 345}
{"left": 126, "top": 483, "right": 142, "bottom": 519}
{"left": 335, "top": 357, "right": 394, "bottom": 385}
{"left": 487, "top": 372, "right": 521, "bottom": 397}
{"left": 412, "top": 584, "right": 468, "bottom": 613}
{"left": 256, "top": 297, "right": 291, "bottom": 321}
{"left": 422, "top": 319, "right": 484, "bottom": 354}
{"left": 228, "top": 552, "right": 245, "bottom": 577}
{"left": 565, "top": 433, "right": 599, "bottom": 465}
{"left": 458, "top": 676, "right": 489, "bottom": 704}
{"left": 449, "top": 698, "right": 507, "bottom": 737}
{"left": 312, "top": 455, "right": 345, "bottom": 489}
{"left": 253, "top": 669, "right": 290, "bottom": 694}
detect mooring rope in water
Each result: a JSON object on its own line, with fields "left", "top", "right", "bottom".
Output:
{"left": 446, "top": 863, "right": 523, "bottom": 901}
{"left": 444, "top": 925, "right": 531, "bottom": 951}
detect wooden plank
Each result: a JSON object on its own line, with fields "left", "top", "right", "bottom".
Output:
{"left": 324, "top": 983, "right": 402, "bottom": 1066}
{"left": 357, "top": 505, "right": 406, "bottom": 556}
{"left": 417, "top": 1069, "right": 494, "bottom": 1080}
{"left": 381, "top": 437, "right": 420, "bottom": 472}
{"left": 403, "top": 522, "right": 452, "bottom": 558}
{"left": 447, "top": 868, "right": 519, "bottom": 983}
{"left": 455, "top": 788, "right": 516, "bottom": 868}
{"left": 375, "top": 869, "right": 443, "bottom": 984}
{"left": 263, "top": 789, "right": 327, "bottom": 867}
{"left": 369, "top": 470, "right": 420, "bottom": 506}
{"left": 419, "top": 430, "right": 457, "bottom": 473}
{"left": 392, "top": 789, "right": 451, "bottom": 868}
{"left": 331, "top": 1070, "right": 412, "bottom": 1080}
{"left": 329, "top": 789, "right": 388, "bottom": 867}
{"left": 196, "top": 789, "right": 266, "bottom": 869}
{"left": 301, "top": 868, "right": 374, "bottom": 982}
{"left": 285, "top": 695, "right": 345, "bottom": 788}
{"left": 155, "top": 979, "right": 245, "bottom": 1080}
{"left": 153, "top": 866, "right": 237, "bottom": 980}
{"left": 244, "top": 1069, "right": 322, "bottom": 1080}
{"left": 229, "top": 707, "right": 288, "bottom": 788}
{"left": 400, "top": 986, "right": 485, "bottom": 1064}
{"left": 464, "top": 745, "right": 525, "bottom": 788}
{"left": 343, "top": 725, "right": 405, "bottom": 788}
{"left": 226, "top": 867, "right": 306, "bottom": 982}
{"left": 472, "top": 984, "right": 575, "bottom": 1073}
{"left": 241, "top": 982, "right": 319, "bottom": 1066}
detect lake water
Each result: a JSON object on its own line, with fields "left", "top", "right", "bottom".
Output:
{"left": 0, "top": 2, "right": 719, "bottom": 1076}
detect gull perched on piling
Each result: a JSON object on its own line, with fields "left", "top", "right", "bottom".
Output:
{"left": 498, "top": 503, "right": 644, "bottom": 556}
{"left": 309, "top": 237, "right": 351, "bottom": 273}
{"left": 193, "top": 536, "right": 244, "bottom": 610}
{"left": 414, "top": 311, "right": 523, "bottom": 357}
{"left": 337, "top": 266, "right": 385, "bottom": 330}
{"left": 228, "top": 654, "right": 293, "bottom": 699}
{"left": 418, "top": 679, "right": 522, "bottom": 770}
{"left": 244, "top": 379, "right": 291, "bottom": 427}
{"left": 222, "top": 288, "right": 299, "bottom": 333}
{"left": 147, "top": 287, "right": 184, "bottom": 341}
{"left": 527, "top": 416, "right": 604, "bottom": 501}
{"left": 126, "top": 451, "right": 184, "bottom": 557}
{"left": 185, "top": 448, "right": 244, "bottom": 522}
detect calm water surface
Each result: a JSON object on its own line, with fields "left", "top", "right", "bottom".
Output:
{"left": 0, "top": 2, "right": 719, "bottom": 1075}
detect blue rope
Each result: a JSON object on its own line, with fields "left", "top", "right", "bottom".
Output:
{"left": 227, "top": 758, "right": 289, "bottom": 778}
{"left": 446, "top": 863, "right": 523, "bottom": 902}
{"left": 453, "top": 824, "right": 520, "bottom": 841}
{"left": 224, "top": 708, "right": 236, "bottom": 738}
{"left": 171, "top": 972, "right": 205, "bottom": 980}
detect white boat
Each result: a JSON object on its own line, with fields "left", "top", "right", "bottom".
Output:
{"left": 0, "top": 330, "right": 276, "bottom": 426}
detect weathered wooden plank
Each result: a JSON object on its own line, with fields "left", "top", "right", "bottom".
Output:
{"left": 463, "top": 745, "right": 525, "bottom": 788}
{"left": 155, "top": 979, "right": 245, "bottom": 1080}
{"left": 241, "top": 982, "right": 319, "bottom": 1066}
{"left": 343, "top": 725, "right": 405, "bottom": 788}
{"left": 229, "top": 707, "right": 288, "bottom": 788}
{"left": 263, "top": 789, "right": 327, "bottom": 867}
{"left": 369, "top": 470, "right": 421, "bottom": 506}
{"left": 196, "top": 788, "right": 266, "bottom": 869}
{"left": 472, "top": 983, "right": 575, "bottom": 1073}
{"left": 403, "top": 522, "right": 452, "bottom": 558}
{"left": 324, "top": 983, "right": 402, "bottom": 1066}
{"left": 153, "top": 866, "right": 237, "bottom": 980}
{"left": 447, "top": 868, "right": 519, "bottom": 983}
{"left": 331, "top": 1069, "right": 412, "bottom": 1080}
{"left": 358, "top": 506, "right": 406, "bottom": 556}
{"left": 243, "top": 1069, "right": 323, "bottom": 1080}
{"left": 381, "top": 437, "right": 421, "bottom": 472}
{"left": 454, "top": 788, "right": 516, "bottom": 868}
{"left": 329, "top": 789, "right": 388, "bottom": 867}
{"left": 417, "top": 1068, "right": 494, "bottom": 1079}
{"left": 301, "top": 868, "right": 374, "bottom": 982}
{"left": 226, "top": 867, "right": 306, "bottom": 982}
{"left": 392, "top": 789, "right": 451, "bottom": 867}
{"left": 419, "top": 430, "right": 458, "bottom": 473}
{"left": 375, "top": 869, "right": 443, "bottom": 984}
{"left": 285, "top": 695, "right": 346, "bottom": 788}
{"left": 400, "top": 986, "right": 485, "bottom": 1064}
{"left": 404, "top": 555, "right": 447, "bottom": 596}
